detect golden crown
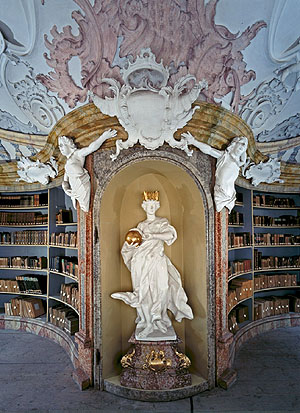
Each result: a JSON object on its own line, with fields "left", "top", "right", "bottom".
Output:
{"left": 143, "top": 191, "right": 159, "bottom": 201}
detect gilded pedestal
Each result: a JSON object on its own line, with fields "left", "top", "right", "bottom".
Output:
{"left": 120, "top": 334, "right": 192, "bottom": 390}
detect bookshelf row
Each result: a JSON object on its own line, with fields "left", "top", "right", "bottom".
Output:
{"left": 0, "top": 231, "right": 77, "bottom": 247}
{"left": 0, "top": 188, "right": 80, "bottom": 338}
{"left": 228, "top": 294, "right": 300, "bottom": 334}
{"left": 3, "top": 297, "right": 79, "bottom": 336}
{"left": 229, "top": 231, "right": 300, "bottom": 248}
{"left": 227, "top": 188, "right": 300, "bottom": 334}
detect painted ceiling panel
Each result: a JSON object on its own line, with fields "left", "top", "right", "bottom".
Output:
{"left": 0, "top": 0, "right": 299, "bottom": 165}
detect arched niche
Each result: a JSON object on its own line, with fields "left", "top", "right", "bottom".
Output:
{"left": 93, "top": 149, "right": 215, "bottom": 397}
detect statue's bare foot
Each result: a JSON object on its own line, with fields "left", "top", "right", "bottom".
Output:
{"left": 156, "top": 320, "right": 167, "bottom": 333}
{"left": 136, "top": 320, "right": 146, "bottom": 328}
{"left": 138, "top": 325, "right": 154, "bottom": 338}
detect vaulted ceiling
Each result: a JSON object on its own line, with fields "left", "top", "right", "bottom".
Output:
{"left": 0, "top": 0, "right": 299, "bottom": 173}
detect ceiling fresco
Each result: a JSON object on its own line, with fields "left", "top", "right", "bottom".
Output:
{"left": 0, "top": 0, "right": 299, "bottom": 169}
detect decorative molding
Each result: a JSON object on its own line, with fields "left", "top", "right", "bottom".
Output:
{"left": 268, "top": 0, "right": 300, "bottom": 65}
{"left": 239, "top": 77, "right": 293, "bottom": 135}
{"left": 0, "top": 109, "right": 40, "bottom": 134}
{"left": 257, "top": 136, "right": 300, "bottom": 165}
{"left": 257, "top": 113, "right": 300, "bottom": 142}
{"left": 0, "top": 102, "right": 299, "bottom": 191}
{"left": 0, "top": 128, "right": 47, "bottom": 153}
{"left": 0, "top": 30, "right": 5, "bottom": 56}
{"left": 92, "top": 49, "right": 208, "bottom": 159}
{"left": 242, "top": 157, "right": 283, "bottom": 187}
{"left": 38, "top": 0, "right": 266, "bottom": 112}
{"left": 16, "top": 156, "right": 58, "bottom": 185}
{"left": 9, "top": 64, "right": 65, "bottom": 133}
{"left": 0, "top": 138, "right": 38, "bottom": 162}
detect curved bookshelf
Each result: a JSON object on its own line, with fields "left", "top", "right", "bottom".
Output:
{"left": 0, "top": 267, "right": 47, "bottom": 272}
{"left": 253, "top": 206, "right": 299, "bottom": 210}
{"left": 254, "top": 286, "right": 300, "bottom": 293}
{"left": 0, "top": 187, "right": 79, "bottom": 339}
{"left": 0, "top": 244, "right": 47, "bottom": 247}
{"left": 254, "top": 225, "right": 300, "bottom": 229}
{"left": 50, "top": 245, "right": 78, "bottom": 250}
{"left": 228, "top": 271, "right": 253, "bottom": 281}
{"left": 0, "top": 224, "right": 48, "bottom": 228}
{"left": 0, "top": 206, "right": 48, "bottom": 210}
{"left": 49, "top": 295, "right": 79, "bottom": 315}
{"left": 228, "top": 188, "right": 300, "bottom": 336}
{"left": 0, "top": 291, "right": 47, "bottom": 298}
{"left": 228, "top": 297, "right": 252, "bottom": 314}
{"left": 56, "top": 223, "right": 77, "bottom": 227}
{"left": 254, "top": 267, "right": 300, "bottom": 273}
{"left": 254, "top": 244, "right": 300, "bottom": 248}
{"left": 228, "top": 245, "right": 252, "bottom": 250}
{"left": 49, "top": 269, "right": 78, "bottom": 282}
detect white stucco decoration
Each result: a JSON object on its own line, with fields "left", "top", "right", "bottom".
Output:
{"left": 91, "top": 48, "right": 207, "bottom": 160}
{"left": 184, "top": 133, "right": 248, "bottom": 212}
{"left": 111, "top": 194, "right": 193, "bottom": 341}
{"left": 242, "top": 157, "right": 284, "bottom": 186}
{"left": 58, "top": 128, "right": 117, "bottom": 212}
{"left": 16, "top": 156, "right": 58, "bottom": 185}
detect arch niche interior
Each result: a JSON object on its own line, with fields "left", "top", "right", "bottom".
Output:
{"left": 96, "top": 158, "right": 214, "bottom": 391}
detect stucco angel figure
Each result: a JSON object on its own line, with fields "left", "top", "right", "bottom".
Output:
{"left": 58, "top": 129, "right": 117, "bottom": 212}
{"left": 183, "top": 133, "right": 248, "bottom": 212}
{"left": 111, "top": 191, "right": 193, "bottom": 341}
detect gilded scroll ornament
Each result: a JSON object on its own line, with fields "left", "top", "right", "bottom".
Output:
{"left": 143, "top": 350, "right": 172, "bottom": 373}
{"left": 174, "top": 349, "right": 191, "bottom": 370}
{"left": 121, "top": 348, "right": 135, "bottom": 369}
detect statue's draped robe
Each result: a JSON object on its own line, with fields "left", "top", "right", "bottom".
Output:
{"left": 64, "top": 153, "right": 91, "bottom": 212}
{"left": 214, "top": 150, "right": 239, "bottom": 213}
{"left": 113, "top": 217, "right": 193, "bottom": 333}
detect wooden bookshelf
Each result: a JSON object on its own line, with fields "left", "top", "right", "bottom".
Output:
{"left": 228, "top": 188, "right": 300, "bottom": 332}
{"left": 49, "top": 269, "right": 78, "bottom": 282}
{"left": 0, "top": 267, "right": 48, "bottom": 272}
{"left": 50, "top": 245, "right": 78, "bottom": 250}
{"left": 0, "top": 188, "right": 79, "bottom": 338}
{"left": 56, "top": 223, "right": 77, "bottom": 227}
{"left": 0, "top": 206, "right": 48, "bottom": 210}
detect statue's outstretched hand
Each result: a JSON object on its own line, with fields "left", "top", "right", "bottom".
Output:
{"left": 101, "top": 128, "right": 117, "bottom": 140}
{"left": 181, "top": 131, "right": 195, "bottom": 144}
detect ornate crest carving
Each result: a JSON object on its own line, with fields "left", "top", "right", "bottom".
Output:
{"left": 92, "top": 49, "right": 207, "bottom": 159}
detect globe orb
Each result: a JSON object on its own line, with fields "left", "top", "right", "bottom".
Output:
{"left": 125, "top": 230, "right": 142, "bottom": 246}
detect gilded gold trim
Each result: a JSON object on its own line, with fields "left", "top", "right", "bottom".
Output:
{"left": 121, "top": 348, "right": 135, "bottom": 369}
{"left": 174, "top": 348, "right": 191, "bottom": 370}
{"left": 143, "top": 350, "right": 172, "bottom": 372}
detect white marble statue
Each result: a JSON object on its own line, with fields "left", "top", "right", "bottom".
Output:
{"left": 111, "top": 191, "right": 193, "bottom": 341}
{"left": 183, "top": 133, "right": 248, "bottom": 212}
{"left": 58, "top": 129, "right": 117, "bottom": 212}
{"left": 16, "top": 156, "right": 58, "bottom": 185}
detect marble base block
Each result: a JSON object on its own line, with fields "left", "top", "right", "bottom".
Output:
{"left": 120, "top": 334, "right": 192, "bottom": 390}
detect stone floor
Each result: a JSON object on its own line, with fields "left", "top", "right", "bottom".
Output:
{"left": 0, "top": 327, "right": 300, "bottom": 413}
